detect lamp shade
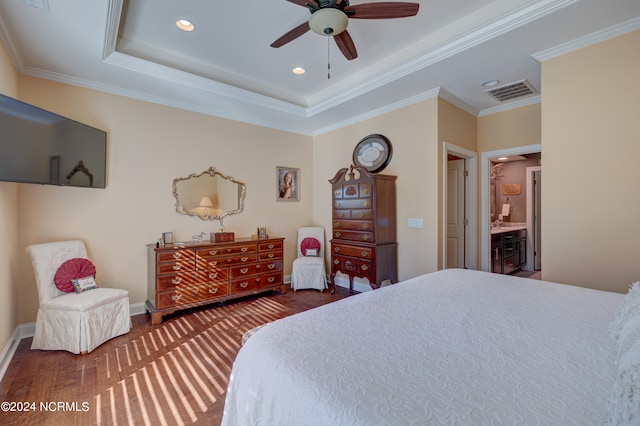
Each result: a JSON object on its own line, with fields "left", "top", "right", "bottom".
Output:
{"left": 309, "top": 8, "right": 348, "bottom": 36}
{"left": 198, "top": 196, "right": 214, "bottom": 207}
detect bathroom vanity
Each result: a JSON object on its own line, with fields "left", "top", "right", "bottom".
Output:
{"left": 491, "top": 225, "right": 527, "bottom": 274}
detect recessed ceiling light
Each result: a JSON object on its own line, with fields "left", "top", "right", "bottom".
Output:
{"left": 176, "top": 19, "right": 195, "bottom": 32}
{"left": 481, "top": 79, "right": 500, "bottom": 87}
{"left": 292, "top": 67, "right": 305, "bottom": 75}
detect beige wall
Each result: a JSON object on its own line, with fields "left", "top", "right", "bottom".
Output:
{"left": 14, "top": 77, "right": 314, "bottom": 324}
{"left": 478, "top": 103, "right": 541, "bottom": 153}
{"left": 314, "top": 99, "right": 441, "bottom": 281}
{"left": 0, "top": 37, "right": 19, "bottom": 352}
{"left": 541, "top": 30, "right": 640, "bottom": 292}
{"left": 438, "top": 98, "right": 478, "bottom": 267}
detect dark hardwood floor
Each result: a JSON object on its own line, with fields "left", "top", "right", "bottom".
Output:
{"left": 0, "top": 286, "right": 355, "bottom": 426}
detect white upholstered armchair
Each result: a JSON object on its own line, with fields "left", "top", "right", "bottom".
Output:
{"left": 25, "top": 240, "right": 131, "bottom": 354}
{"left": 291, "top": 227, "right": 328, "bottom": 291}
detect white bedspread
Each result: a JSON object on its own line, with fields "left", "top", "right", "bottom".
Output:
{"left": 222, "top": 269, "right": 624, "bottom": 425}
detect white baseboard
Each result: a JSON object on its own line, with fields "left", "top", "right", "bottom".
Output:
{"left": 0, "top": 302, "right": 149, "bottom": 383}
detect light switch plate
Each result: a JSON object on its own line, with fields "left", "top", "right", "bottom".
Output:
{"left": 408, "top": 218, "right": 423, "bottom": 228}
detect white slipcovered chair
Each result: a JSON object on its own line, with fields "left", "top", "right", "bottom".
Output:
{"left": 25, "top": 240, "right": 131, "bottom": 354}
{"left": 291, "top": 227, "right": 328, "bottom": 291}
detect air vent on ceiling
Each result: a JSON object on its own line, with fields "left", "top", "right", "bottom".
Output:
{"left": 485, "top": 79, "right": 536, "bottom": 102}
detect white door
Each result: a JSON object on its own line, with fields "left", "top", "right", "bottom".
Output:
{"left": 446, "top": 159, "right": 465, "bottom": 268}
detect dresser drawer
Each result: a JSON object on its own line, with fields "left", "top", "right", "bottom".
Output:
{"left": 257, "top": 259, "right": 282, "bottom": 274}
{"left": 196, "top": 243, "right": 257, "bottom": 260}
{"left": 259, "top": 240, "right": 282, "bottom": 251}
{"left": 157, "top": 260, "right": 195, "bottom": 275}
{"left": 199, "top": 253, "right": 258, "bottom": 268}
{"left": 229, "top": 263, "right": 263, "bottom": 279}
{"left": 229, "top": 277, "right": 261, "bottom": 294}
{"left": 157, "top": 272, "right": 197, "bottom": 291}
{"left": 331, "top": 255, "right": 373, "bottom": 279}
{"left": 332, "top": 229, "right": 374, "bottom": 242}
{"left": 259, "top": 250, "right": 282, "bottom": 261}
{"left": 195, "top": 268, "right": 228, "bottom": 283}
{"left": 257, "top": 271, "right": 282, "bottom": 288}
{"left": 333, "top": 219, "right": 373, "bottom": 232}
{"left": 332, "top": 244, "right": 373, "bottom": 259}
{"left": 157, "top": 284, "right": 215, "bottom": 309}
{"left": 334, "top": 198, "right": 372, "bottom": 210}
{"left": 157, "top": 249, "right": 195, "bottom": 263}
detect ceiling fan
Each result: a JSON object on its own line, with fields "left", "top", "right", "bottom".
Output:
{"left": 270, "top": 0, "right": 420, "bottom": 60}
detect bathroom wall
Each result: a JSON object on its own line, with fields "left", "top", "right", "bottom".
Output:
{"left": 492, "top": 154, "right": 541, "bottom": 223}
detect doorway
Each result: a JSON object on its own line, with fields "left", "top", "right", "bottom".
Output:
{"left": 443, "top": 142, "right": 477, "bottom": 270}
{"left": 480, "top": 144, "right": 541, "bottom": 272}
{"left": 526, "top": 167, "right": 542, "bottom": 271}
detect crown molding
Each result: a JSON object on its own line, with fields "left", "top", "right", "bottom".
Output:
{"left": 478, "top": 95, "right": 541, "bottom": 117}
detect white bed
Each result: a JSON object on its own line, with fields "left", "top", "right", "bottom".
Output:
{"left": 221, "top": 269, "right": 635, "bottom": 425}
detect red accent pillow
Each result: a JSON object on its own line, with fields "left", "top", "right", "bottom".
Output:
{"left": 54, "top": 258, "right": 96, "bottom": 293}
{"left": 300, "top": 237, "right": 321, "bottom": 257}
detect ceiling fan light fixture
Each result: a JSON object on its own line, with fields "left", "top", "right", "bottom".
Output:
{"left": 309, "top": 8, "right": 348, "bottom": 36}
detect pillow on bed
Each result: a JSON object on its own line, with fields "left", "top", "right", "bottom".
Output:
{"left": 610, "top": 281, "right": 640, "bottom": 342}
{"left": 605, "top": 338, "right": 640, "bottom": 425}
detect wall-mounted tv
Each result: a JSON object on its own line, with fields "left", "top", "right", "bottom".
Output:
{"left": 0, "top": 94, "right": 106, "bottom": 188}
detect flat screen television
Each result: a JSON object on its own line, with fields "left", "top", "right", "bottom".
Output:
{"left": 0, "top": 94, "right": 106, "bottom": 188}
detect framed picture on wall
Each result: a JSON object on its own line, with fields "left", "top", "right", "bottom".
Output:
{"left": 276, "top": 166, "right": 299, "bottom": 201}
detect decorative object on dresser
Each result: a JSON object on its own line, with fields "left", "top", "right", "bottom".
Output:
{"left": 146, "top": 237, "right": 286, "bottom": 324}
{"left": 291, "top": 227, "right": 328, "bottom": 292}
{"left": 329, "top": 165, "right": 397, "bottom": 293}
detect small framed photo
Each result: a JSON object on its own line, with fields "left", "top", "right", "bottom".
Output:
{"left": 276, "top": 166, "right": 300, "bottom": 201}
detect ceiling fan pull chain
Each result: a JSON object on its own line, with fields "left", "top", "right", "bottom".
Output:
{"left": 327, "top": 37, "right": 331, "bottom": 79}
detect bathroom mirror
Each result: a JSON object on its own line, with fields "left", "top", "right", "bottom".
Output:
{"left": 173, "top": 166, "right": 246, "bottom": 222}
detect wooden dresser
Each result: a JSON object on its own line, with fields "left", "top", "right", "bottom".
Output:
{"left": 146, "top": 237, "right": 285, "bottom": 324}
{"left": 329, "top": 166, "right": 397, "bottom": 292}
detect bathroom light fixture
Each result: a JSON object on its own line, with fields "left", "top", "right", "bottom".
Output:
{"left": 292, "top": 67, "right": 305, "bottom": 75}
{"left": 308, "top": 8, "right": 348, "bottom": 36}
{"left": 498, "top": 156, "right": 508, "bottom": 161}
{"left": 176, "top": 19, "right": 195, "bottom": 32}
{"left": 481, "top": 79, "right": 500, "bottom": 87}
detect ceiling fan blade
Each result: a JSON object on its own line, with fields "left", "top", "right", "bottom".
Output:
{"left": 270, "top": 22, "right": 311, "bottom": 48}
{"left": 346, "top": 2, "right": 419, "bottom": 19}
{"left": 334, "top": 30, "right": 358, "bottom": 60}
{"left": 286, "top": 0, "right": 318, "bottom": 7}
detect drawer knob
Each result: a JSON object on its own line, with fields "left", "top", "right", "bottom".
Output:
{"left": 256, "top": 264, "right": 262, "bottom": 269}
{"left": 358, "top": 212, "right": 364, "bottom": 218}
{"left": 335, "top": 202, "right": 340, "bottom": 208}
{"left": 335, "top": 222, "right": 341, "bottom": 228}
{"left": 335, "top": 231, "right": 341, "bottom": 237}
{"left": 267, "top": 253, "right": 274, "bottom": 258}
{"left": 267, "top": 277, "right": 275, "bottom": 283}
{"left": 362, "top": 251, "right": 368, "bottom": 257}
{"left": 334, "top": 259, "right": 340, "bottom": 264}
{"left": 241, "top": 247, "right": 248, "bottom": 252}
{"left": 361, "top": 265, "right": 369, "bottom": 271}
{"left": 209, "top": 272, "right": 218, "bottom": 279}
{"left": 362, "top": 235, "right": 369, "bottom": 241}
{"left": 267, "top": 244, "right": 274, "bottom": 249}
{"left": 209, "top": 249, "right": 218, "bottom": 255}
{"left": 171, "top": 294, "right": 182, "bottom": 302}
{"left": 173, "top": 253, "right": 182, "bottom": 259}
{"left": 362, "top": 224, "right": 369, "bottom": 229}
{"left": 268, "top": 263, "right": 275, "bottom": 270}
{"left": 362, "top": 189, "right": 369, "bottom": 195}
{"left": 171, "top": 277, "right": 182, "bottom": 285}
{"left": 240, "top": 282, "right": 249, "bottom": 288}
{"left": 338, "top": 213, "right": 344, "bottom": 218}
{"left": 209, "top": 260, "right": 218, "bottom": 267}
{"left": 334, "top": 247, "right": 340, "bottom": 252}
{"left": 192, "top": 288, "right": 200, "bottom": 294}
{"left": 241, "top": 256, "right": 249, "bottom": 262}
{"left": 173, "top": 264, "right": 182, "bottom": 271}
{"left": 362, "top": 201, "right": 369, "bottom": 207}
{"left": 240, "top": 267, "right": 249, "bottom": 274}
{"left": 209, "top": 287, "right": 219, "bottom": 294}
